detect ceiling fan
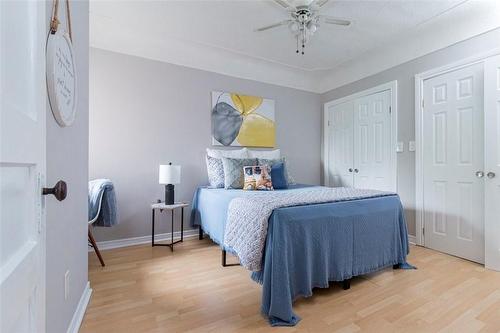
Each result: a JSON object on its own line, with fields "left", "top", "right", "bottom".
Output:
{"left": 255, "top": 0, "right": 352, "bottom": 55}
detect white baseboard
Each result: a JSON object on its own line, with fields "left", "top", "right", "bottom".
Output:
{"left": 89, "top": 229, "right": 199, "bottom": 252}
{"left": 408, "top": 234, "right": 417, "bottom": 245}
{"left": 67, "top": 281, "right": 92, "bottom": 333}
{"left": 90, "top": 230, "right": 417, "bottom": 251}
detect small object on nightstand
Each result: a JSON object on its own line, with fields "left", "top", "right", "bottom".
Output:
{"left": 151, "top": 202, "right": 189, "bottom": 252}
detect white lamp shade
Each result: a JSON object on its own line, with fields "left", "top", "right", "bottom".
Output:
{"left": 159, "top": 164, "right": 181, "bottom": 184}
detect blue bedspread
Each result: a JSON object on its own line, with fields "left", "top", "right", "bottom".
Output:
{"left": 190, "top": 185, "right": 409, "bottom": 326}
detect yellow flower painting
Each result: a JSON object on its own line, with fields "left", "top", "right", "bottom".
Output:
{"left": 211, "top": 91, "right": 275, "bottom": 148}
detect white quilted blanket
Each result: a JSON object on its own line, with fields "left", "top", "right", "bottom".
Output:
{"left": 223, "top": 187, "right": 395, "bottom": 271}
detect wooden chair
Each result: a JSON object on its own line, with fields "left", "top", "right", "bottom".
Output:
{"left": 88, "top": 193, "right": 105, "bottom": 267}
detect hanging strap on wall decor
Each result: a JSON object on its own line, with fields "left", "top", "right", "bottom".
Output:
{"left": 50, "top": 0, "right": 72, "bottom": 41}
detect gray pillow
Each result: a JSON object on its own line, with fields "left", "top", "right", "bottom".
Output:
{"left": 206, "top": 155, "right": 225, "bottom": 188}
{"left": 258, "top": 157, "right": 296, "bottom": 185}
{"left": 221, "top": 157, "right": 257, "bottom": 189}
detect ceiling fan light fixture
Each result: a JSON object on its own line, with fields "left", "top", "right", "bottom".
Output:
{"left": 288, "top": 21, "right": 299, "bottom": 33}
{"left": 255, "top": 0, "right": 352, "bottom": 55}
{"left": 307, "top": 22, "right": 317, "bottom": 34}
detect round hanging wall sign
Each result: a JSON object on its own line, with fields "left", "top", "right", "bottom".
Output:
{"left": 46, "top": 29, "right": 77, "bottom": 127}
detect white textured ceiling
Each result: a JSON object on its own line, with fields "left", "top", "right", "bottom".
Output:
{"left": 90, "top": 0, "right": 500, "bottom": 92}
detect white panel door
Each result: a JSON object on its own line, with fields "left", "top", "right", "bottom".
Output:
{"left": 0, "top": 1, "right": 46, "bottom": 332}
{"left": 327, "top": 101, "right": 354, "bottom": 187}
{"left": 353, "top": 90, "right": 393, "bottom": 191}
{"left": 422, "top": 63, "right": 484, "bottom": 263}
{"left": 485, "top": 55, "right": 500, "bottom": 271}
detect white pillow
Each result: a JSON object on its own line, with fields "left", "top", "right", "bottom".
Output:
{"left": 206, "top": 147, "right": 249, "bottom": 159}
{"left": 247, "top": 149, "right": 280, "bottom": 159}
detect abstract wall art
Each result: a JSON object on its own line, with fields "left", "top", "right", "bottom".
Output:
{"left": 211, "top": 91, "right": 275, "bottom": 147}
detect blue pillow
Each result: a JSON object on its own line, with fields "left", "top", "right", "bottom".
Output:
{"left": 270, "top": 162, "right": 288, "bottom": 189}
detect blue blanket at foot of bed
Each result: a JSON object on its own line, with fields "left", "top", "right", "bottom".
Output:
{"left": 250, "top": 195, "right": 410, "bottom": 326}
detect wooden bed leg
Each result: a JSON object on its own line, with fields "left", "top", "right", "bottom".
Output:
{"left": 198, "top": 225, "right": 203, "bottom": 240}
{"left": 342, "top": 279, "right": 351, "bottom": 290}
{"left": 393, "top": 264, "right": 400, "bottom": 269}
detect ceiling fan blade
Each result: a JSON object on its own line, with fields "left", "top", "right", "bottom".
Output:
{"left": 273, "top": 0, "right": 295, "bottom": 10}
{"left": 311, "top": 0, "right": 329, "bottom": 7}
{"left": 322, "top": 16, "right": 351, "bottom": 26}
{"left": 255, "top": 20, "right": 292, "bottom": 32}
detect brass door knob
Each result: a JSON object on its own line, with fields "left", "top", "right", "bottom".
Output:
{"left": 42, "top": 180, "right": 67, "bottom": 201}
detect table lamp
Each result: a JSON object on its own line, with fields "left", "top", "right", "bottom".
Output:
{"left": 159, "top": 163, "right": 181, "bottom": 205}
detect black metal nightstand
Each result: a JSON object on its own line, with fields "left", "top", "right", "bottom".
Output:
{"left": 151, "top": 202, "right": 189, "bottom": 251}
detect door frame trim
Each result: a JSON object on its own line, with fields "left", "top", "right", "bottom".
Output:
{"left": 323, "top": 80, "right": 398, "bottom": 191}
{"left": 414, "top": 48, "right": 500, "bottom": 247}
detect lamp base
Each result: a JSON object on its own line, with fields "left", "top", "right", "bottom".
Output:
{"left": 165, "top": 184, "right": 175, "bottom": 205}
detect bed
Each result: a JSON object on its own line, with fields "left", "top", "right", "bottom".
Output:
{"left": 190, "top": 184, "right": 410, "bottom": 326}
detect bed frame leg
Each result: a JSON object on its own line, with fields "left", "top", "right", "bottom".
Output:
{"left": 342, "top": 279, "right": 351, "bottom": 290}
{"left": 198, "top": 225, "right": 203, "bottom": 240}
{"left": 221, "top": 250, "right": 239, "bottom": 267}
{"left": 393, "top": 264, "right": 400, "bottom": 269}
{"left": 222, "top": 249, "right": 227, "bottom": 267}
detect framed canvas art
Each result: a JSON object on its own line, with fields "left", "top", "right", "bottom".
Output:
{"left": 211, "top": 91, "right": 275, "bottom": 147}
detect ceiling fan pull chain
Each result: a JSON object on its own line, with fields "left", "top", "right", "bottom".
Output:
{"left": 302, "top": 28, "right": 305, "bottom": 55}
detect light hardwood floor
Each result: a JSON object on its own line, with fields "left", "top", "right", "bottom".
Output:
{"left": 82, "top": 238, "right": 500, "bottom": 333}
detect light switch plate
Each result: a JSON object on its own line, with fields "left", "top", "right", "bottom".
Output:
{"left": 396, "top": 142, "right": 404, "bottom": 153}
{"left": 409, "top": 141, "right": 416, "bottom": 152}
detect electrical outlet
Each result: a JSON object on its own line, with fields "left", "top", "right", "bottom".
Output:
{"left": 64, "top": 270, "right": 70, "bottom": 300}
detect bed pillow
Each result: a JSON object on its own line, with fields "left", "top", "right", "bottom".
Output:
{"left": 270, "top": 162, "right": 288, "bottom": 190}
{"left": 206, "top": 147, "right": 249, "bottom": 159}
{"left": 205, "top": 155, "right": 225, "bottom": 188}
{"left": 221, "top": 157, "right": 257, "bottom": 189}
{"left": 243, "top": 165, "right": 273, "bottom": 191}
{"left": 247, "top": 149, "right": 280, "bottom": 159}
{"left": 258, "top": 157, "right": 296, "bottom": 185}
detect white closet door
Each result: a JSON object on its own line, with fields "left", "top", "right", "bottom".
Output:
{"left": 422, "top": 63, "right": 484, "bottom": 263}
{"left": 353, "top": 90, "right": 393, "bottom": 191}
{"left": 485, "top": 55, "right": 500, "bottom": 271}
{"left": 327, "top": 101, "right": 354, "bottom": 187}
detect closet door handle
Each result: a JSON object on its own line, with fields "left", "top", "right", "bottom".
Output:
{"left": 487, "top": 172, "right": 496, "bottom": 179}
{"left": 476, "top": 171, "right": 484, "bottom": 178}
{"left": 348, "top": 168, "right": 353, "bottom": 172}
{"left": 354, "top": 169, "right": 359, "bottom": 173}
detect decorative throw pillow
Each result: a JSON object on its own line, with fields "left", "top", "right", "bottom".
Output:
{"left": 243, "top": 165, "right": 273, "bottom": 191}
{"left": 270, "top": 162, "right": 288, "bottom": 190}
{"left": 221, "top": 157, "right": 257, "bottom": 189}
{"left": 205, "top": 155, "right": 225, "bottom": 188}
{"left": 247, "top": 148, "right": 280, "bottom": 159}
{"left": 258, "top": 157, "right": 296, "bottom": 185}
{"left": 206, "top": 148, "right": 249, "bottom": 159}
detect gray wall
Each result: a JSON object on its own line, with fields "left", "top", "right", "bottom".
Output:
{"left": 45, "top": 1, "right": 89, "bottom": 332}
{"left": 89, "top": 48, "right": 322, "bottom": 242}
{"left": 321, "top": 28, "right": 500, "bottom": 236}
